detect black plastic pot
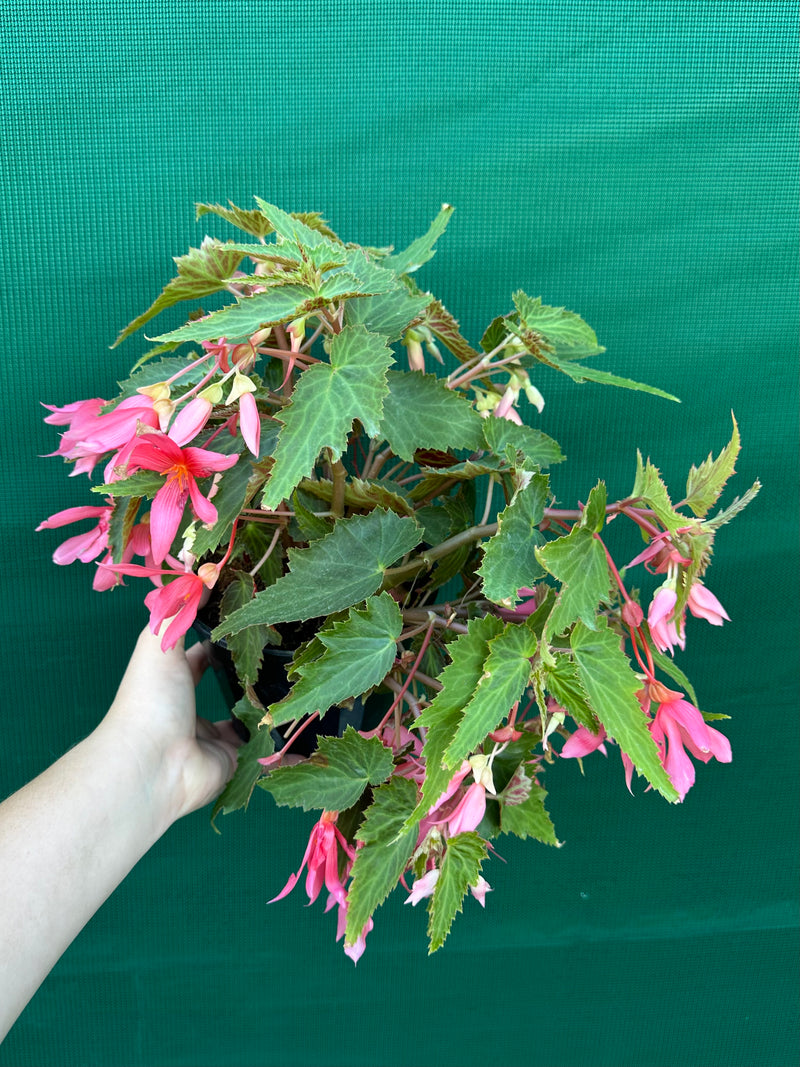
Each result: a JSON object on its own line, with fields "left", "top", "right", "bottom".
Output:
{"left": 190, "top": 616, "right": 370, "bottom": 756}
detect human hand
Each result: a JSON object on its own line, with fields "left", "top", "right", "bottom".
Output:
{"left": 102, "top": 624, "right": 241, "bottom": 827}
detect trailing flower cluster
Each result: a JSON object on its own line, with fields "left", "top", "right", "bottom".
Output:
{"left": 38, "top": 198, "right": 758, "bottom": 958}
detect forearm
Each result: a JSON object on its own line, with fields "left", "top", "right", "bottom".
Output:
{"left": 0, "top": 719, "right": 173, "bottom": 1039}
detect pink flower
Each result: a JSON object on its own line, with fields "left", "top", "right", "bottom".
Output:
{"left": 496, "top": 586, "right": 542, "bottom": 622}
{"left": 469, "top": 876, "right": 493, "bottom": 908}
{"left": 687, "top": 582, "right": 730, "bottom": 626}
{"left": 96, "top": 559, "right": 219, "bottom": 649}
{"left": 560, "top": 723, "right": 608, "bottom": 758}
{"left": 238, "top": 391, "right": 261, "bottom": 457}
{"left": 405, "top": 868, "right": 440, "bottom": 905}
{"left": 647, "top": 585, "right": 685, "bottom": 655}
{"left": 168, "top": 396, "right": 213, "bottom": 446}
{"left": 627, "top": 529, "right": 692, "bottom": 574}
{"left": 447, "top": 781, "right": 487, "bottom": 835}
{"left": 126, "top": 432, "right": 238, "bottom": 562}
{"left": 269, "top": 811, "right": 352, "bottom": 908}
{"left": 36, "top": 504, "right": 111, "bottom": 564}
{"left": 331, "top": 898, "right": 373, "bottom": 965}
{"left": 650, "top": 697, "right": 732, "bottom": 802}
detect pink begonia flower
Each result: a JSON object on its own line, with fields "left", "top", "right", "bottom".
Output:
{"left": 560, "top": 723, "right": 608, "bottom": 758}
{"left": 469, "top": 876, "right": 493, "bottom": 908}
{"left": 97, "top": 559, "right": 219, "bottom": 650}
{"left": 92, "top": 521, "right": 154, "bottom": 592}
{"left": 269, "top": 811, "right": 352, "bottom": 909}
{"left": 238, "top": 391, "right": 261, "bottom": 457}
{"left": 405, "top": 868, "right": 441, "bottom": 906}
{"left": 167, "top": 396, "right": 213, "bottom": 446}
{"left": 331, "top": 897, "right": 374, "bottom": 965}
{"left": 627, "top": 528, "right": 692, "bottom": 574}
{"left": 126, "top": 432, "right": 238, "bottom": 563}
{"left": 687, "top": 581, "right": 730, "bottom": 626}
{"left": 650, "top": 696, "right": 732, "bottom": 802}
{"left": 447, "top": 781, "right": 487, "bottom": 835}
{"left": 647, "top": 585, "right": 685, "bottom": 655}
{"left": 36, "top": 504, "right": 111, "bottom": 565}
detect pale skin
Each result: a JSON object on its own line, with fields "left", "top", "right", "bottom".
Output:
{"left": 0, "top": 624, "right": 241, "bottom": 1041}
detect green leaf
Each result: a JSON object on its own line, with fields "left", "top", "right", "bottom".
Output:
{"left": 345, "top": 776, "right": 419, "bottom": 945}
{"left": 570, "top": 620, "right": 678, "bottom": 801}
{"left": 421, "top": 296, "right": 483, "bottom": 365}
{"left": 259, "top": 726, "right": 394, "bottom": 812}
{"left": 444, "top": 621, "right": 538, "bottom": 767}
{"left": 291, "top": 488, "right": 334, "bottom": 540}
{"left": 380, "top": 370, "right": 485, "bottom": 462}
{"left": 152, "top": 284, "right": 317, "bottom": 344}
{"left": 513, "top": 291, "right": 603, "bottom": 353}
{"left": 383, "top": 204, "right": 454, "bottom": 275}
{"left": 408, "top": 615, "right": 505, "bottom": 827}
{"left": 544, "top": 653, "right": 597, "bottom": 731}
{"left": 252, "top": 197, "right": 343, "bottom": 252}
{"left": 262, "top": 325, "right": 394, "bottom": 509}
{"left": 684, "top": 414, "right": 741, "bottom": 517}
{"left": 647, "top": 644, "right": 699, "bottom": 708}
{"left": 107, "top": 495, "right": 141, "bottom": 563}
{"left": 344, "top": 287, "right": 432, "bottom": 341}
{"left": 481, "top": 417, "right": 565, "bottom": 468}
{"left": 266, "top": 593, "right": 402, "bottom": 727}
{"left": 218, "top": 571, "right": 277, "bottom": 686}
{"left": 113, "top": 239, "right": 246, "bottom": 346}
{"left": 631, "top": 453, "right": 687, "bottom": 533}
{"left": 196, "top": 199, "right": 275, "bottom": 238}
{"left": 210, "top": 695, "right": 275, "bottom": 825}
{"left": 92, "top": 470, "right": 166, "bottom": 498}
{"left": 536, "top": 349, "right": 680, "bottom": 401}
{"left": 112, "top": 356, "right": 212, "bottom": 405}
{"left": 704, "top": 480, "right": 761, "bottom": 531}
{"left": 427, "top": 831, "right": 488, "bottom": 953}
{"left": 499, "top": 780, "right": 560, "bottom": 845}
{"left": 478, "top": 473, "right": 549, "bottom": 603}
{"left": 317, "top": 249, "right": 398, "bottom": 300}
{"left": 213, "top": 509, "right": 422, "bottom": 638}
{"left": 537, "top": 525, "right": 610, "bottom": 638}
{"left": 581, "top": 481, "right": 607, "bottom": 534}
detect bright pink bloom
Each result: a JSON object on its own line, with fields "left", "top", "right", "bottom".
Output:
{"left": 560, "top": 723, "right": 608, "bottom": 758}
{"left": 687, "top": 582, "right": 730, "bottom": 626}
{"left": 650, "top": 697, "right": 732, "bottom": 802}
{"left": 627, "top": 529, "right": 692, "bottom": 573}
{"left": 447, "top": 781, "right": 487, "bottom": 835}
{"left": 269, "top": 811, "right": 352, "bottom": 908}
{"left": 126, "top": 433, "right": 238, "bottom": 562}
{"left": 238, "top": 391, "right": 261, "bottom": 457}
{"left": 469, "top": 876, "right": 493, "bottom": 907}
{"left": 168, "top": 396, "right": 213, "bottom": 446}
{"left": 647, "top": 586, "right": 685, "bottom": 655}
{"left": 36, "top": 504, "right": 111, "bottom": 565}
{"left": 96, "top": 559, "right": 218, "bottom": 649}
{"left": 331, "top": 898, "right": 373, "bottom": 965}
{"left": 428, "top": 760, "right": 472, "bottom": 816}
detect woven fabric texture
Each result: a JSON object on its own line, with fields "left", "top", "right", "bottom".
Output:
{"left": 1, "top": 2, "right": 797, "bottom": 1065}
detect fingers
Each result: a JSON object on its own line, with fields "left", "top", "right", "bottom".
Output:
{"left": 185, "top": 640, "right": 211, "bottom": 687}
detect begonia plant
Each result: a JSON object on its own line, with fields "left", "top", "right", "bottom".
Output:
{"left": 38, "top": 198, "right": 759, "bottom": 961}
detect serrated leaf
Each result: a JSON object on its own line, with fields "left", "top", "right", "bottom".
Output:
{"left": 196, "top": 199, "right": 275, "bottom": 239}
{"left": 427, "top": 831, "right": 488, "bottom": 953}
{"left": 478, "top": 473, "right": 549, "bottom": 603}
{"left": 344, "top": 287, "right": 432, "bottom": 341}
{"left": 481, "top": 417, "right": 565, "bottom": 468}
{"left": 345, "top": 776, "right": 419, "bottom": 944}
{"left": 499, "top": 780, "right": 560, "bottom": 845}
{"left": 211, "top": 694, "right": 275, "bottom": 825}
{"left": 536, "top": 348, "right": 680, "bottom": 401}
{"left": 537, "top": 525, "right": 610, "bottom": 638}
{"left": 317, "top": 249, "right": 398, "bottom": 300}
{"left": 513, "top": 291, "right": 602, "bottom": 353}
{"left": 407, "top": 615, "right": 505, "bottom": 827}
{"left": 155, "top": 284, "right": 321, "bottom": 345}
{"left": 299, "top": 476, "right": 415, "bottom": 518}
{"left": 581, "top": 481, "right": 607, "bottom": 533}
{"left": 107, "top": 495, "right": 142, "bottom": 563}
{"left": 571, "top": 620, "right": 678, "bottom": 801}
{"left": 383, "top": 204, "right": 454, "bottom": 275}
{"left": 631, "top": 452, "right": 687, "bottom": 532}
{"left": 291, "top": 488, "right": 334, "bottom": 540}
{"left": 684, "top": 414, "right": 741, "bottom": 517}
{"left": 252, "top": 198, "right": 343, "bottom": 252}
{"left": 545, "top": 653, "right": 597, "bottom": 731}
{"left": 266, "top": 593, "right": 402, "bottom": 727}
{"left": 262, "top": 325, "right": 394, "bottom": 509}
{"left": 704, "top": 480, "right": 761, "bottom": 530}
{"left": 113, "top": 240, "right": 246, "bottom": 347}
{"left": 213, "top": 509, "right": 422, "bottom": 638}
{"left": 444, "top": 621, "right": 538, "bottom": 767}
{"left": 380, "top": 370, "right": 485, "bottom": 462}
{"left": 219, "top": 571, "right": 276, "bottom": 686}
{"left": 421, "top": 296, "right": 483, "bottom": 365}
{"left": 92, "top": 470, "right": 166, "bottom": 498}
{"left": 259, "top": 726, "right": 393, "bottom": 811}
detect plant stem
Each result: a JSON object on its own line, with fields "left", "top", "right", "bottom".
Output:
{"left": 382, "top": 524, "right": 498, "bottom": 588}
{"left": 330, "top": 457, "right": 346, "bottom": 518}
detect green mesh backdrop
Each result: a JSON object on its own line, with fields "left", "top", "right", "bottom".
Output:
{"left": 1, "top": 1, "right": 797, "bottom": 1065}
